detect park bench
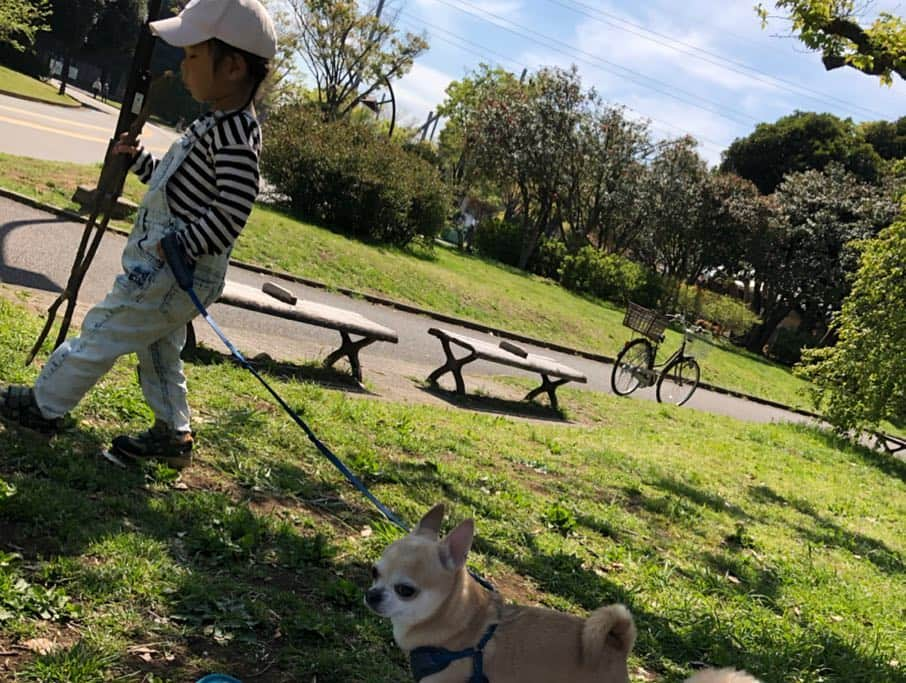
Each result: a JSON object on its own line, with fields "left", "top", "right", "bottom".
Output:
{"left": 187, "top": 280, "right": 398, "bottom": 383}
{"left": 426, "top": 327, "right": 587, "bottom": 410}
{"left": 875, "top": 432, "right": 906, "bottom": 457}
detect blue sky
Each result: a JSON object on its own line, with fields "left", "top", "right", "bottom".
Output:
{"left": 383, "top": 0, "right": 905, "bottom": 165}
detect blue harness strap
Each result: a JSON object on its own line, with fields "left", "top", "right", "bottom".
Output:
{"left": 409, "top": 623, "right": 498, "bottom": 683}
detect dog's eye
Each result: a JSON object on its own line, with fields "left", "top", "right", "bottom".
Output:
{"left": 394, "top": 583, "right": 417, "bottom": 598}
{"left": 371, "top": 566, "right": 379, "bottom": 580}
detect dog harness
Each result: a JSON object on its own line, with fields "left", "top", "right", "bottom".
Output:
{"left": 409, "top": 623, "right": 498, "bottom": 683}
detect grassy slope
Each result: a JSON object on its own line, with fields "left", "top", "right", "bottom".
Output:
{"left": 1, "top": 294, "right": 904, "bottom": 682}
{"left": 0, "top": 152, "right": 816, "bottom": 413}
{"left": 0, "top": 65, "right": 79, "bottom": 107}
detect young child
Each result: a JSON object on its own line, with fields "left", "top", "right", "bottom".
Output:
{"left": 0, "top": 0, "right": 276, "bottom": 469}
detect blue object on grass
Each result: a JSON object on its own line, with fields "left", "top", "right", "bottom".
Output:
{"left": 196, "top": 676, "right": 242, "bottom": 683}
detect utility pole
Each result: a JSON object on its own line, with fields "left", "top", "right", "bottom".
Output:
{"left": 419, "top": 111, "right": 441, "bottom": 142}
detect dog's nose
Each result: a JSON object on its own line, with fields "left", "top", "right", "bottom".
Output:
{"left": 365, "top": 587, "right": 384, "bottom": 607}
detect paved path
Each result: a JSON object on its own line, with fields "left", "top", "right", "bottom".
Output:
{"left": 0, "top": 195, "right": 815, "bottom": 428}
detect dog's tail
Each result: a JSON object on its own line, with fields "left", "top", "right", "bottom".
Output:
{"left": 581, "top": 603, "right": 636, "bottom": 665}
{"left": 685, "top": 668, "right": 762, "bottom": 683}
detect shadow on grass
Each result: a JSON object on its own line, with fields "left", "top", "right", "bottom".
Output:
{"left": 419, "top": 384, "right": 568, "bottom": 423}
{"left": 748, "top": 483, "right": 905, "bottom": 577}
{"left": 652, "top": 475, "right": 751, "bottom": 520}
{"left": 793, "top": 423, "right": 906, "bottom": 484}
{"left": 2, "top": 417, "right": 904, "bottom": 683}
{"left": 0, "top": 417, "right": 407, "bottom": 681}
{"left": 184, "top": 343, "right": 371, "bottom": 395}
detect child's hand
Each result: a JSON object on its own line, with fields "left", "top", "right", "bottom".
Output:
{"left": 112, "top": 132, "right": 141, "bottom": 156}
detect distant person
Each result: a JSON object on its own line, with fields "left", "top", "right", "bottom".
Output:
{"left": 102, "top": 80, "right": 110, "bottom": 102}
{"left": 0, "top": 0, "right": 276, "bottom": 470}
{"left": 92, "top": 77, "right": 102, "bottom": 99}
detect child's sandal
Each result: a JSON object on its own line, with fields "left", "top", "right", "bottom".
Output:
{"left": 0, "top": 385, "right": 66, "bottom": 434}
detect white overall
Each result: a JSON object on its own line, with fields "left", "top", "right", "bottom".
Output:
{"left": 34, "top": 115, "right": 233, "bottom": 432}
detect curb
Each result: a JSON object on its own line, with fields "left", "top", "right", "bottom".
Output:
{"left": 0, "top": 185, "right": 849, "bottom": 426}
{"left": 0, "top": 87, "right": 82, "bottom": 109}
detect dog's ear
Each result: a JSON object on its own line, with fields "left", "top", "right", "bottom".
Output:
{"left": 414, "top": 503, "right": 446, "bottom": 538}
{"left": 439, "top": 519, "right": 474, "bottom": 570}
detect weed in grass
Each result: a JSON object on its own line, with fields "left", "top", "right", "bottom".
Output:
{"left": 542, "top": 500, "right": 578, "bottom": 536}
{"left": 18, "top": 640, "right": 118, "bottom": 683}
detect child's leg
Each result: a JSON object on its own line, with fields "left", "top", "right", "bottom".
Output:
{"left": 135, "top": 325, "right": 191, "bottom": 433}
{"left": 33, "top": 280, "right": 188, "bottom": 419}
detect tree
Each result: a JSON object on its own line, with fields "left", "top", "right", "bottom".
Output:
{"left": 721, "top": 111, "right": 883, "bottom": 194}
{"left": 861, "top": 116, "right": 906, "bottom": 161}
{"left": 49, "top": 0, "right": 108, "bottom": 95}
{"left": 796, "top": 217, "right": 906, "bottom": 431}
{"left": 560, "top": 99, "right": 654, "bottom": 255}
{"left": 256, "top": 0, "right": 303, "bottom": 113}
{"left": 82, "top": 0, "right": 144, "bottom": 93}
{"left": 436, "top": 64, "right": 520, "bottom": 187}
{"left": 286, "top": 0, "right": 427, "bottom": 120}
{"left": 757, "top": 0, "right": 906, "bottom": 83}
{"left": 467, "top": 66, "right": 588, "bottom": 269}
{"left": 700, "top": 172, "right": 776, "bottom": 285}
{"left": 744, "top": 163, "right": 898, "bottom": 352}
{"left": 0, "top": 0, "right": 49, "bottom": 52}
{"left": 635, "top": 136, "right": 711, "bottom": 286}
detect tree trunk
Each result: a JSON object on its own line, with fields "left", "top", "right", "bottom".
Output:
{"left": 58, "top": 52, "right": 71, "bottom": 95}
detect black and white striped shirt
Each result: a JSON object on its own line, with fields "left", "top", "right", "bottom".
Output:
{"left": 131, "top": 109, "right": 262, "bottom": 259}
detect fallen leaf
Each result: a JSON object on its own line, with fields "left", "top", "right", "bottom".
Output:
{"left": 21, "top": 638, "right": 56, "bottom": 655}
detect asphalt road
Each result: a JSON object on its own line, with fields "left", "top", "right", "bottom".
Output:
{"left": 0, "top": 195, "right": 814, "bottom": 428}
{"left": 0, "top": 87, "right": 176, "bottom": 164}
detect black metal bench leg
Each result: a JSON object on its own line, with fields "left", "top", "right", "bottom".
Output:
{"left": 427, "top": 338, "right": 476, "bottom": 395}
{"left": 323, "top": 332, "right": 377, "bottom": 383}
{"left": 525, "top": 374, "right": 570, "bottom": 410}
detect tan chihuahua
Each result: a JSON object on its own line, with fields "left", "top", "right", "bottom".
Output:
{"left": 365, "top": 503, "right": 636, "bottom": 682}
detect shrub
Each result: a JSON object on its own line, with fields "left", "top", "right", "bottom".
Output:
{"left": 559, "top": 246, "right": 650, "bottom": 303}
{"left": 676, "top": 285, "right": 760, "bottom": 337}
{"left": 530, "top": 238, "right": 568, "bottom": 280}
{"left": 261, "top": 104, "right": 450, "bottom": 246}
{"left": 473, "top": 217, "right": 523, "bottom": 267}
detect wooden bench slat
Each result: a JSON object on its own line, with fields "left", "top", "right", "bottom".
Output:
{"left": 219, "top": 281, "right": 398, "bottom": 343}
{"left": 426, "top": 328, "right": 587, "bottom": 410}
{"left": 428, "top": 328, "right": 587, "bottom": 382}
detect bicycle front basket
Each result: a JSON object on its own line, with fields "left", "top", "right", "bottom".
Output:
{"left": 623, "top": 302, "right": 668, "bottom": 342}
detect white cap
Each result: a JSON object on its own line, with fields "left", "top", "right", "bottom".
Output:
{"left": 149, "top": 0, "right": 277, "bottom": 59}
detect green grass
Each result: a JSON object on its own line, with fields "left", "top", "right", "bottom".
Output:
{"left": 0, "top": 152, "right": 821, "bottom": 415}
{"left": 0, "top": 66, "right": 80, "bottom": 107}
{"left": 1, "top": 293, "right": 904, "bottom": 682}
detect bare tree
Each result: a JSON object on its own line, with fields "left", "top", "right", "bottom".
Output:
{"left": 286, "top": 0, "right": 427, "bottom": 119}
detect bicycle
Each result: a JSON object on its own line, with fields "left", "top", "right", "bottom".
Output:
{"left": 610, "top": 302, "right": 708, "bottom": 406}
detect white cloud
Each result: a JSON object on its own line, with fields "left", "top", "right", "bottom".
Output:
{"left": 572, "top": 11, "right": 780, "bottom": 94}
{"left": 393, "top": 61, "right": 456, "bottom": 125}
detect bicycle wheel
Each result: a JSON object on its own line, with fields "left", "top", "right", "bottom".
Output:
{"left": 656, "top": 356, "right": 700, "bottom": 406}
{"left": 611, "top": 339, "right": 653, "bottom": 396}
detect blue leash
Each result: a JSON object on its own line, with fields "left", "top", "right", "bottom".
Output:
{"left": 184, "top": 284, "right": 497, "bottom": 592}
{"left": 161, "top": 233, "right": 493, "bottom": 588}
{"left": 184, "top": 285, "right": 410, "bottom": 532}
